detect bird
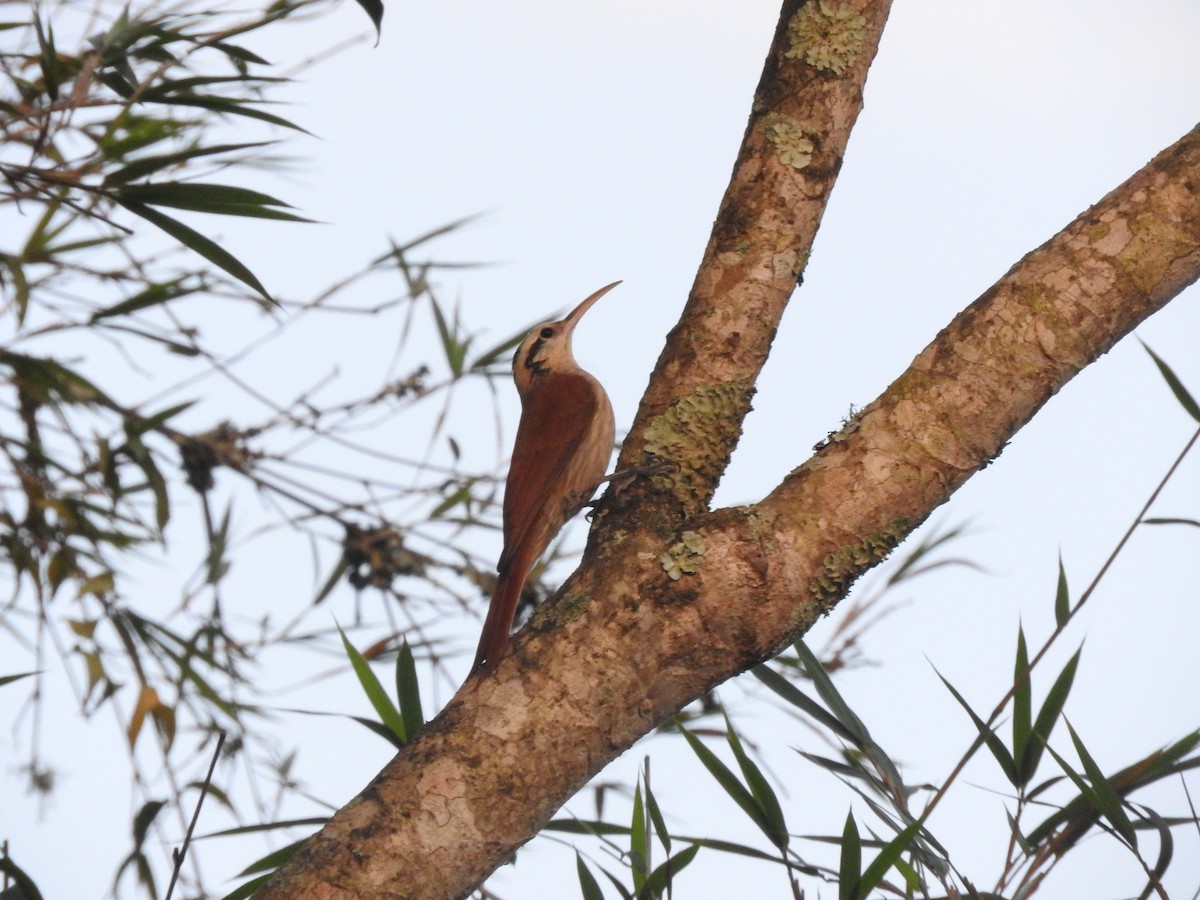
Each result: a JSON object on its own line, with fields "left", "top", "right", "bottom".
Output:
{"left": 472, "top": 281, "right": 619, "bottom": 674}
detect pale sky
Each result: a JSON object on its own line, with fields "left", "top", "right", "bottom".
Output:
{"left": 3, "top": 1, "right": 1200, "bottom": 897}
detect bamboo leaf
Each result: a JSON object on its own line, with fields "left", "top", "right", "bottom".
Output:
{"left": 576, "top": 853, "right": 605, "bottom": 900}
{"left": 629, "top": 781, "right": 648, "bottom": 893}
{"left": 338, "top": 625, "right": 407, "bottom": 744}
{"left": 0, "top": 671, "right": 39, "bottom": 688}
{"left": 724, "top": 714, "right": 789, "bottom": 852}
{"left": 641, "top": 844, "right": 700, "bottom": 899}
{"left": 1141, "top": 341, "right": 1200, "bottom": 422}
{"left": 116, "top": 181, "right": 313, "bottom": 222}
{"left": 146, "top": 93, "right": 309, "bottom": 133}
{"left": 116, "top": 200, "right": 273, "bottom": 301}
{"left": 858, "top": 819, "right": 925, "bottom": 900}
{"left": 1054, "top": 554, "right": 1070, "bottom": 628}
{"left": 1066, "top": 721, "right": 1137, "bottom": 847}
{"left": 106, "top": 141, "right": 275, "bottom": 184}
{"left": 1019, "top": 648, "right": 1081, "bottom": 785}
{"left": 751, "top": 664, "right": 855, "bottom": 743}
{"left": 0, "top": 852, "right": 45, "bottom": 900}
{"left": 395, "top": 640, "right": 424, "bottom": 740}
{"left": 933, "top": 665, "right": 1018, "bottom": 786}
{"left": 1141, "top": 516, "right": 1200, "bottom": 528}
{"left": 795, "top": 641, "right": 869, "bottom": 743}
{"left": 678, "top": 727, "right": 769, "bottom": 836}
{"left": 644, "top": 779, "right": 671, "bottom": 854}
{"left": 838, "top": 810, "right": 861, "bottom": 900}
{"left": 233, "top": 836, "right": 310, "bottom": 876}
{"left": 219, "top": 873, "right": 273, "bottom": 900}
{"left": 353, "top": 0, "right": 384, "bottom": 40}
{"left": 1012, "top": 625, "right": 1032, "bottom": 781}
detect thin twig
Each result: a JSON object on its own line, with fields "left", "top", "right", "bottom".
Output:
{"left": 165, "top": 730, "right": 226, "bottom": 900}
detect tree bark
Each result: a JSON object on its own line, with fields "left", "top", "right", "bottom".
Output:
{"left": 258, "top": 0, "right": 1200, "bottom": 895}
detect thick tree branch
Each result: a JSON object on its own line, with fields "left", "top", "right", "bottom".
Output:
{"left": 617, "top": 0, "right": 894, "bottom": 518}
{"left": 260, "top": 121, "right": 1200, "bottom": 900}
{"left": 258, "top": 2, "right": 1200, "bottom": 896}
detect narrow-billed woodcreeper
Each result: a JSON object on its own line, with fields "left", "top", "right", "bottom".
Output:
{"left": 472, "top": 282, "right": 619, "bottom": 673}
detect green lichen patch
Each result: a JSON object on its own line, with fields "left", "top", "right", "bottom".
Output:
{"left": 1117, "top": 211, "right": 1195, "bottom": 294}
{"left": 661, "top": 530, "right": 705, "bottom": 581}
{"left": 643, "top": 382, "right": 753, "bottom": 506}
{"left": 762, "top": 114, "right": 814, "bottom": 170}
{"left": 785, "top": 0, "right": 867, "bottom": 76}
{"left": 809, "top": 520, "right": 908, "bottom": 610}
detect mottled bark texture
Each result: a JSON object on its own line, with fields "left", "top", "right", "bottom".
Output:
{"left": 258, "top": 1, "right": 1200, "bottom": 897}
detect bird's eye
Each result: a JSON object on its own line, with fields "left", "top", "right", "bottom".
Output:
{"left": 539, "top": 327, "right": 555, "bottom": 339}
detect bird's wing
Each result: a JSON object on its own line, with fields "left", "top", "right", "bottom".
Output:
{"left": 498, "top": 372, "right": 601, "bottom": 573}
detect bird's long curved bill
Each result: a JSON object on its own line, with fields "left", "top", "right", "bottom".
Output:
{"left": 564, "top": 280, "right": 622, "bottom": 327}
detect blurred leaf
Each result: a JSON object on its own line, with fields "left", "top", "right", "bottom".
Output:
{"left": 146, "top": 92, "right": 309, "bottom": 133}
{"left": 546, "top": 819, "right": 632, "bottom": 837}
{"left": 1139, "top": 806, "right": 1173, "bottom": 898}
{"left": 1011, "top": 625, "right": 1032, "bottom": 784}
{"left": 1066, "top": 721, "right": 1137, "bottom": 847}
{"left": 339, "top": 625, "right": 407, "bottom": 744}
{"left": 106, "top": 140, "right": 275, "bottom": 184}
{"left": 0, "top": 671, "right": 38, "bottom": 688}
{"left": 795, "top": 642, "right": 907, "bottom": 796}
{"left": 123, "top": 428, "right": 170, "bottom": 531}
{"left": 630, "top": 782, "right": 648, "bottom": 894}
{"left": 127, "top": 684, "right": 161, "bottom": 747}
{"left": 353, "top": 0, "right": 384, "bottom": 39}
{"left": 724, "top": 714, "right": 788, "bottom": 852}
{"left": 1054, "top": 554, "right": 1070, "bottom": 628}
{"left": 858, "top": 819, "right": 924, "bottom": 900}
{"left": 234, "top": 837, "right": 310, "bottom": 876}
{"left": 133, "top": 798, "right": 167, "bottom": 844}
{"left": 116, "top": 181, "right": 314, "bottom": 222}
{"left": 645, "top": 779, "right": 671, "bottom": 855}
{"left": 1006, "top": 807, "right": 1033, "bottom": 856}
{"left": 679, "top": 726, "right": 776, "bottom": 846}
{"left": 219, "top": 873, "right": 273, "bottom": 900}
{"left": 596, "top": 865, "right": 635, "bottom": 900}
{"left": 33, "top": 13, "right": 62, "bottom": 101}
{"left": 1018, "top": 648, "right": 1081, "bottom": 786}
{"left": 470, "top": 326, "right": 530, "bottom": 373}
{"left": 78, "top": 571, "right": 116, "bottom": 597}
{"left": 640, "top": 844, "right": 700, "bottom": 899}
{"left": 794, "top": 641, "right": 868, "bottom": 743}
{"left": 838, "top": 810, "right": 861, "bottom": 900}
{"left": 203, "top": 817, "right": 329, "bottom": 840}
{"left": 395, "top": 640, "right": 424, "bottom": 740}
{"left": 0, "top": 351, "right": 111, "bottom": 405}
{"left": 1141, "top": 516, "right": 1200, "bottom": 528}
{"left": 3, "top": 255, "right": 30, "bottom": 323}
{"left": 884, "top": 521, "right": 982, "bottom": 586}
{"left": 576, "top": 853, "right": 606, "bottom": 900}
{"left": 0, "top": 850, "right": 45, "bottom": 900}
{"left": 116, "top": 199, "right": 273, "bottom": 301}
{"left": 1027, "top": 731, "right": 1200, "bottom": 849}
{"left": 311, "top": 558, "right": 350, "bottom": 605}
{"left": 933, "top": 665, "right": 1017, "bottom": 786}
{"left": 90, "top": 277, "right": 203, "bottom": 321}
{"left": 752, "top": 663, "right": 856, "bottom": 743}
{"left": 210, "top": 40, "right": 270, "bottom": 67}
{"left": 1141, "top": 341, "right": 1200, "bottom": 422}
{"left": 429, "top": 483, "right": 474, "bottom": 520}
{"left": 430, "top": 295, "right": 467, "bottom": 377}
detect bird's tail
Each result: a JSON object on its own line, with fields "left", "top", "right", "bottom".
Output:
{"left": 472, "top": 566, "right": 526, "bottom": 674}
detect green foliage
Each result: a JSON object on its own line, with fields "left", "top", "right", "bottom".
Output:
{"left": 1, "top": 2, "right": 527, "bottom": 896}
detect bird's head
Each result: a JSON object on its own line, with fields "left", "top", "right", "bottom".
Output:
{"left": 512, "top": 281, "right": 620, "bottom": 394}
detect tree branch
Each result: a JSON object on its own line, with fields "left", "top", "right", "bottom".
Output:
{"left": 257, "top": 0, "right": 1200, "bottom": 893}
